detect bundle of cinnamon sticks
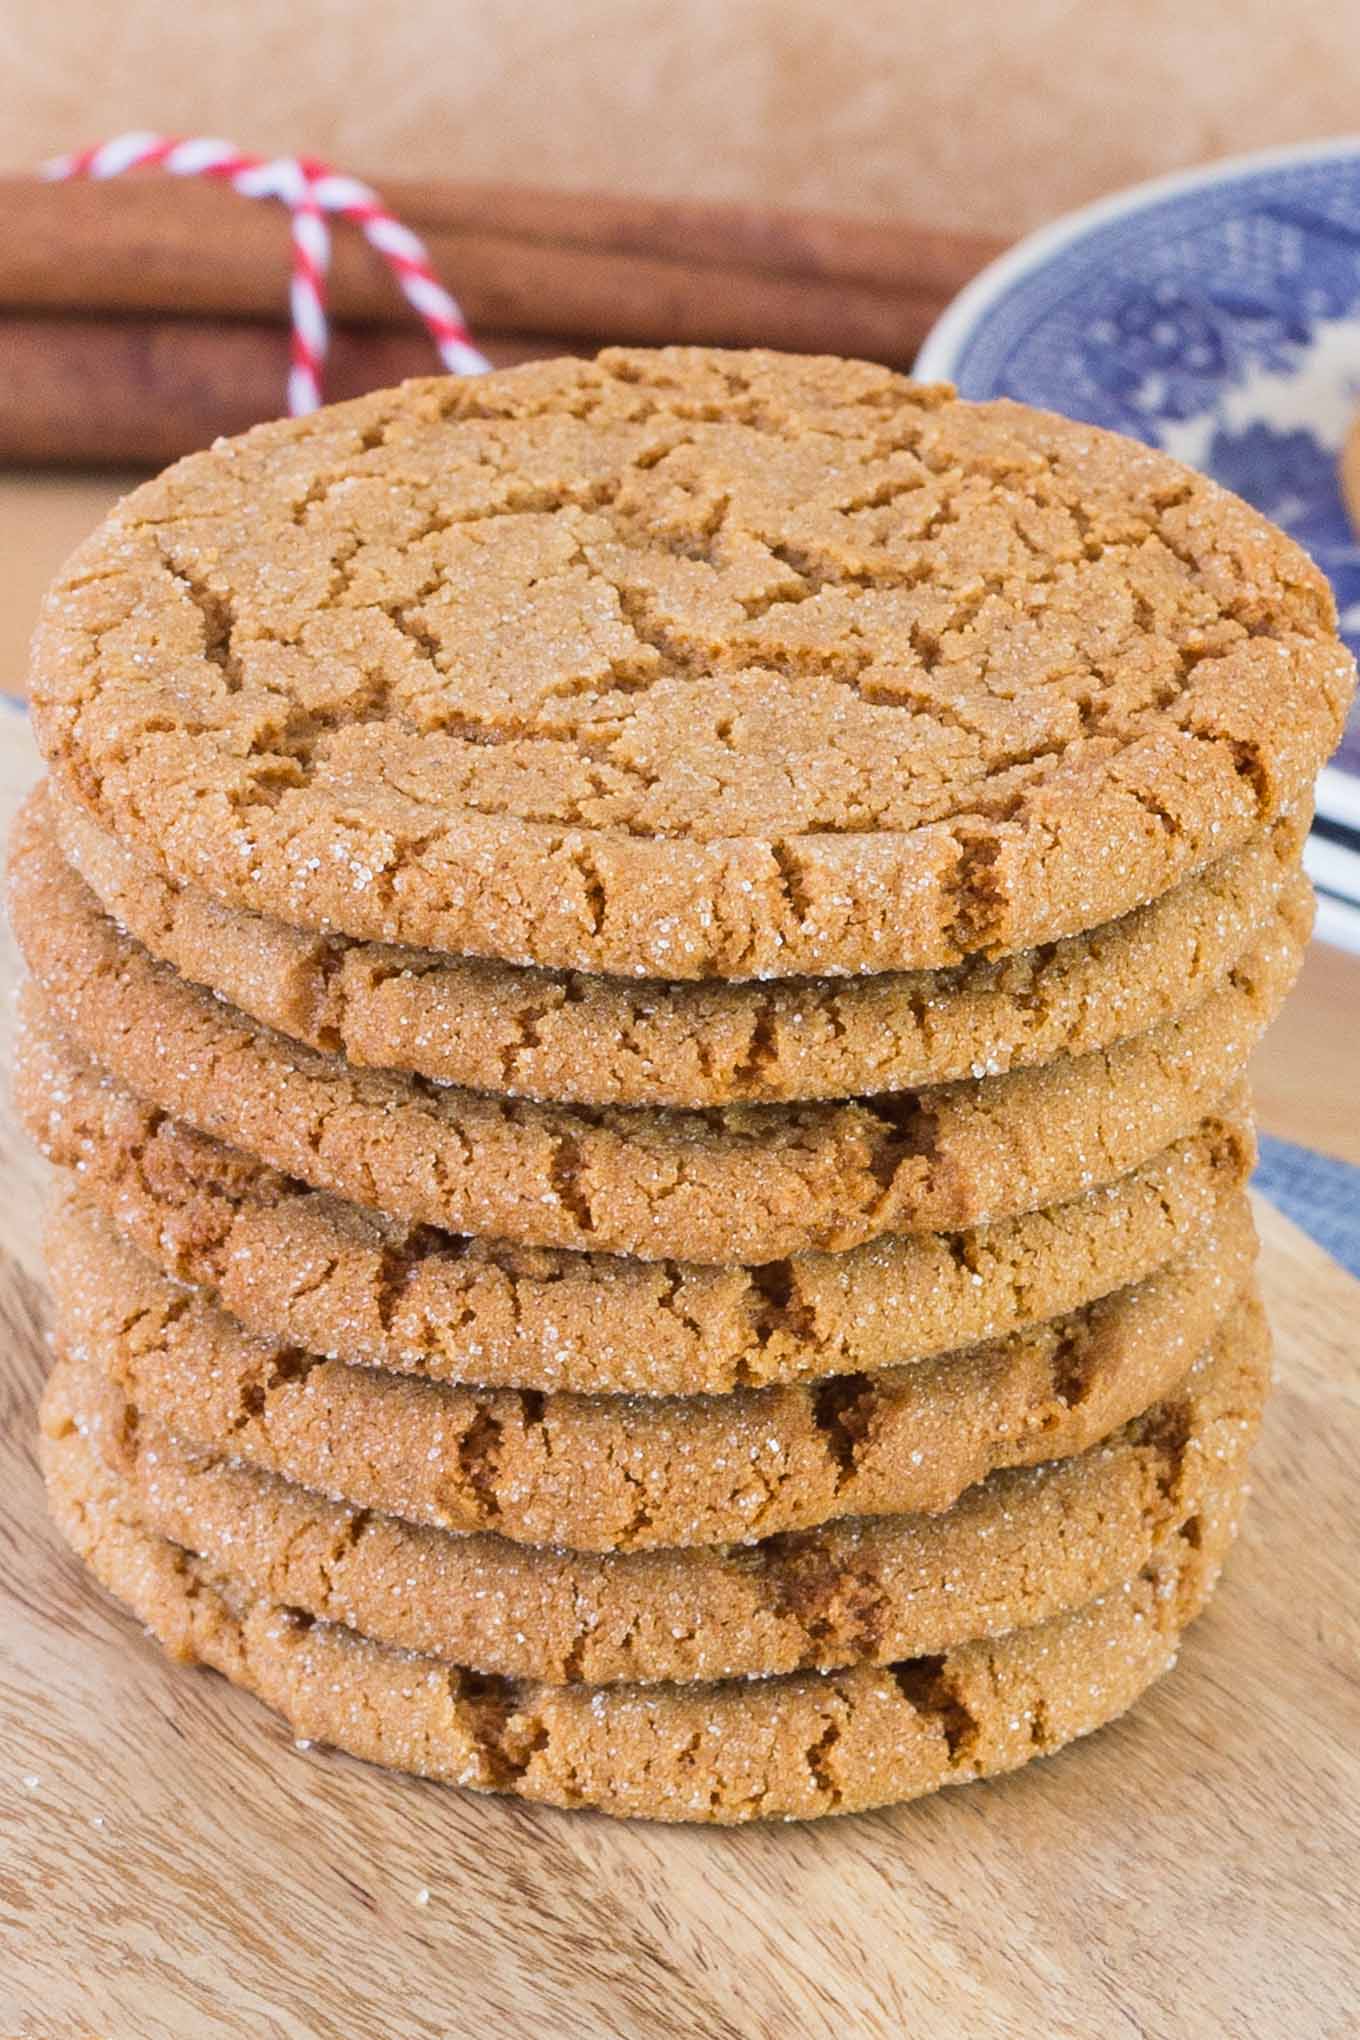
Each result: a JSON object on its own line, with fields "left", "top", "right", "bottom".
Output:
{"left": 0, "top": 173, "right": 1003, "bottom": 465}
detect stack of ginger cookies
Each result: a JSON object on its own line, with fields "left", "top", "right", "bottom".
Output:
{"left": 10, "top": 348, "right": 1353, "bottom": 1824}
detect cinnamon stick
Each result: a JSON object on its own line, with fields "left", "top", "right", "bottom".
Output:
{"left": 0, "top": 174, "right": 1001, "bottom": 361}
{"left": 0, "top": 316, "right": 577, "bottom": 467}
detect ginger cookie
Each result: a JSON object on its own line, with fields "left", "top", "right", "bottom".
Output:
{"left": 40, "top": 1324, "right": 1258, "bottom": 1822}
{"left": 29, "top": 348, "right": 1352, "bottom": 981}
{"left": 9, "top": 797, "right": 1309, "bottom": 1261}
{"left": 17, "top": 1001, "right": 1254, "bottom": 1395}
{"left": 51, "top": 781, "right": 1306, "bottom": 1107}
{"left": 76, "top": 1304, "right": 1266, "bottom": 1685}
{"left": 47, "top": 1194, "right": 1256, "bottom": 1551}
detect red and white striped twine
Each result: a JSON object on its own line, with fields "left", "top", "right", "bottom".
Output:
{"left": 43, "top": 131, "right": 490, "bottom": 413}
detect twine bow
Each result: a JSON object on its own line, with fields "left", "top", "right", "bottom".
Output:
{"left": 43, "top": 132, "right": 490, "bottom": 413}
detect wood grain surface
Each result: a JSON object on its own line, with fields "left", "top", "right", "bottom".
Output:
{"left": 0, "top": 694, "right": 1357, "bottom": 2037}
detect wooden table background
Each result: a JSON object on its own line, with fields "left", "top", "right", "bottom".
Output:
{"left": 8, "top": 1, "right": 1360, "bottom": 246}
{"left": 1, "top": 475, "right": 1357, "bottom": 2038}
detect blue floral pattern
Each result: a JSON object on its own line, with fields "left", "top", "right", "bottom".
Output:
{"left": 926, "top": 149, "right": 1360, "bottom": 758}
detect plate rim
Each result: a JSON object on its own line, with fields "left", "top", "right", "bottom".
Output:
{"left": 916, "top": 132, "right": 1360, "bottom": 383}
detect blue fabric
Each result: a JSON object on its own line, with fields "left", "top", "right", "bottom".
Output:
{"left": 1255, "top": 1135, "right": 1360, "bottom": 1281}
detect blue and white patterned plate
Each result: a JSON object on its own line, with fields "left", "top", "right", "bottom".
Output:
{"left": 917, "top": 138, "right": 1360, "bottom": 953}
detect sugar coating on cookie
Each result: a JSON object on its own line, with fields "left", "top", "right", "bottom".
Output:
{"left": 16, "top": 1000, "right": 1255, "bottom": 1395}
{"left": 47, "top": 1194, "right": 1256, "bottom": 1552}
{"left": 29, "top": 347, "right": 1354, "bottom": 978}
{"left": 8, "top": 791, "right": 1311, "bottom": 1262}
{"left": 79, "top": 1312, "right": 1265, "bottom": 1686}
{"left": 51, "top": 780, "right": 1307, "bottom": 1107}
{"left": 40, "top": 1296, "right": 1265, "bottom": 1822}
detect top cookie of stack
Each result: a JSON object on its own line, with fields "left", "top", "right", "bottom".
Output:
{"left": 15, "top": 347, "right": 1354, "bottom": 1823}
{"left": 30, "top": 345, "right": 1348, "bottom": 987}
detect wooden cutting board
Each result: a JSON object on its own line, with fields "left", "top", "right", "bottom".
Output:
{"left": 0, "top": 711, "right": 1356, "bottom": 2040}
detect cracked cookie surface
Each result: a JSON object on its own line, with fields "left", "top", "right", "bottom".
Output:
{"left": 74, "top": 1306, "right": 1265, "bottom": 1684}
{"left": 16, "top": 1001, "right": 1253, "bottom": 1394}
{"left": 29, "top": 347, "right": 1352, "bottom": 979}
{"left": 40, "top": 1307, "right": 1259, "bottom": 1821}
{"left": 9, "top": 796, "right": 1308, "bottom": 1261}
{"left": 52, "top": 781, "right": 1306, "bottom": 1106}
{"left": 47, "top": 1193, "right": 1255, "bottom": 1552}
